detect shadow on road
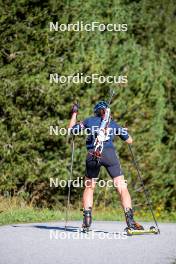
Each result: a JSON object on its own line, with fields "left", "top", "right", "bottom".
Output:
{"left": 33, "top": 225, "right": 121, "bottom": 234}
{"left": 34, "top": 225, "right": 79, "bottom": 232}
{"left": 12, "top": 224, "right": 121, "bottom": 235}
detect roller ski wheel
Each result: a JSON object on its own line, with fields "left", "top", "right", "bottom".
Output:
{"left": 124, "top": 227, "right": 133, "bottom": 236}
{"left": 149, "top": 226, "right": 159, "bottom": 234}
{"left": 81, "top": 225, "right": 90, "bottom": 233}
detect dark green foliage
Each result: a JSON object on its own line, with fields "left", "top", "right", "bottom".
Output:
{"left": 0, "top": 0, "right": 175, "bottom": 212}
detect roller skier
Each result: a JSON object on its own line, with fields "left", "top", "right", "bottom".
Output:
{"left": 68, "top": 101, "right": 144, "bottom": 232}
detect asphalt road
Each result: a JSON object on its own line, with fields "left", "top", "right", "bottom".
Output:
{"left": 0, "top": 221, "right": 176, "bottom": 264}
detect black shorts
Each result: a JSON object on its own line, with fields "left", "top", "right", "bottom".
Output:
{"left": 86, "top": 147, "right": 123, "bottom": 179}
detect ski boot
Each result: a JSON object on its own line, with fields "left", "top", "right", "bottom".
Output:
{"left": 124, "top": 208, "right": 144, "bottom": 234}
{"left": 81, "top": 207, "right": 92, "bottom": 233}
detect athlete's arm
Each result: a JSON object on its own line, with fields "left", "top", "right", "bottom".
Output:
{"left": 123, "top": 127, "right": 133, "bottom": 144}
{"left": 68, "top": 104, "right": 89, "bottom": 135}
{"left": 114, "top": 121, "right": 133, "bottom": 143}
{"left": 125, "top": 134, "right": 133, "bottom": 144}
{"left": 68, "top": 113, "right": 77, "bottom": 128}
{"left": 68, "top": 103, "right": 79, "bottom": 128}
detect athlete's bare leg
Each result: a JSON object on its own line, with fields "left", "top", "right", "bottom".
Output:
{"left": 82, "top": 177, "right": 97, "bottom": 209}
{"left": 113, "top": 175, "right": 132, "bottom": 209}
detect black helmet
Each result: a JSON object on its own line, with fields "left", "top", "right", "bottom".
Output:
{"left": 94, "top": 101, "right": 108, "bottom": 113}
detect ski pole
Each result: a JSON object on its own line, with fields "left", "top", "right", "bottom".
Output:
{"left": 65, "top": 136, "right": 75, "bottom": 230}
{"left": 108, "top": 89, "right": 115, "bottom": 105}
{"left": 128, "top": 144, "right": 160, "bottom": 234}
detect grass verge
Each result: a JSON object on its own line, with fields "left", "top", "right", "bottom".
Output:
{"left": 0, "top": 197, "right": 175, "bottom": 225}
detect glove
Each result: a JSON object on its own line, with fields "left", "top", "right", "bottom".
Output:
{"left": 70, "top": 103, "right": 79, "bottom": 115}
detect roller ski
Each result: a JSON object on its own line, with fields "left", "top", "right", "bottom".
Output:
{"left": 81, "top": 207, "right": 92, "bottom": 233}
{"left": 125, "top": 226, "right": 159, "bottom": 236}
{"left": 124, "top": 208, "right": 159, "bottom": 235}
